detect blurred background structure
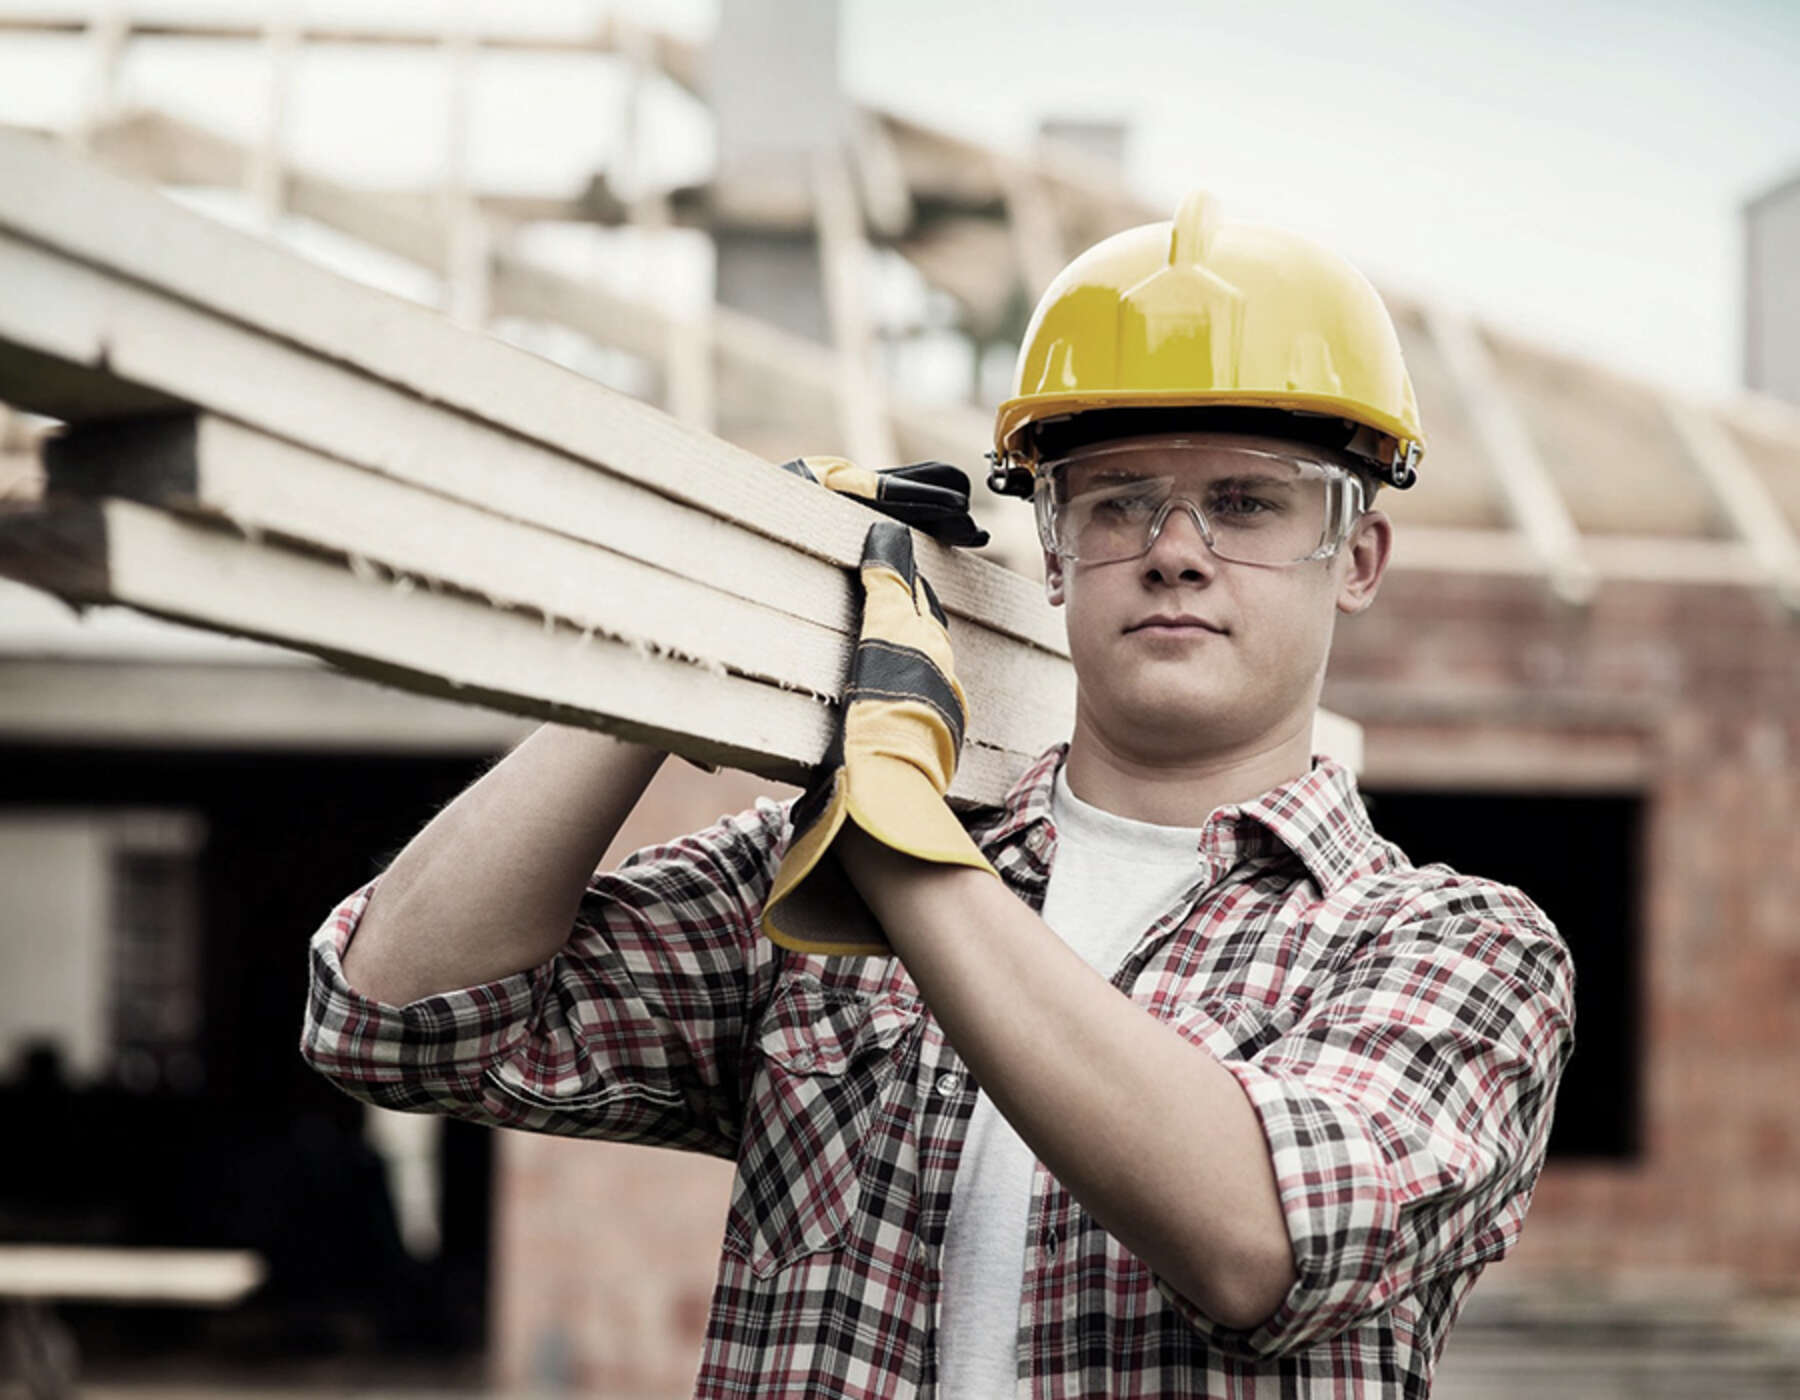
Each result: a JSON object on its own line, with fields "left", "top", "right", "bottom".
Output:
{"left": 1, "top": 1, "right": 1798, "bottom": 1395}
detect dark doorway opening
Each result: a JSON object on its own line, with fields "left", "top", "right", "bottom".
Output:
{"left": 1361, "top": 788, "right": 1643, "bottom": 1161}
{"left": 0, "top": 744, "right": 501, "bottom": 1372}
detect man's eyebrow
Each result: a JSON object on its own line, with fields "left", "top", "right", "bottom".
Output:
{"left": 1075, "top": 468, "right": 1160, "bottom": 487}
{"left": 1206, "top": 472, "right": 1298, "bottom": 491}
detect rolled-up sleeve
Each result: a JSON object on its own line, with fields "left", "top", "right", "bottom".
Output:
{"left": 300, "top": 797, "right": 791, "bottom": 1158}
{"left": 1159, "top": 888, "right": 1576, "bottom": 1358}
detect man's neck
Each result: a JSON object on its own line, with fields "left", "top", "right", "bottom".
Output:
{"left": 1061, "top": 713, "right": 1316, "bottom": 828}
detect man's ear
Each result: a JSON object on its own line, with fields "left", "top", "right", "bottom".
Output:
{"left": 1336, "top": 510, "right": 1392, "bottom": 616}
{"left": 1043, "top": 550, "right": 1065, "bottom": 607}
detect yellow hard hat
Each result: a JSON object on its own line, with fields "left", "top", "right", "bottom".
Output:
{"left": 990, "top": 191, "right": 1425, "bottom": 494}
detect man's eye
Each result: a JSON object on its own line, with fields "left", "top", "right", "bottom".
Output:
{"left": 1210, "top": 489, "right": 1276, "bottom": 518}
{"left": 1091, "top": 492, "right": 1158, "bottom": 518}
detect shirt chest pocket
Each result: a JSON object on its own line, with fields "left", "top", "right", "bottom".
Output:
{"left": 724, "top": 975, "right": 921, "bottom": 1278}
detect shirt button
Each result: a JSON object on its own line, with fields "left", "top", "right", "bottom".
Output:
{"left": 935, "top": 1071, "right": 963, "bottom": 1097}
{"left": 1043, "top": 1228, "right": 1059, "bottom": 1259}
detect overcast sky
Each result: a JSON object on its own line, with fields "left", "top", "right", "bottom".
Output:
{"left": 1, "top": 0, "right": 1796, "bottom": 398}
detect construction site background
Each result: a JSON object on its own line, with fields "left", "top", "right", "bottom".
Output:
{"left": 2, "top": 2, "right": 1799, "bottom": 1396}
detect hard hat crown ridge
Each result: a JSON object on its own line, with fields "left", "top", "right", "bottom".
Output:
{"left": 991, "top": 190, "right": 1426, "bottom": 495}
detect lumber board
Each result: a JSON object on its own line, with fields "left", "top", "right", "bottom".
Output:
{"left": 0, "top": 232, "right": 1066, "bottom": 666}
{"left": 0, "top": 495, "right": 1024, "bottom": 800}
{"left": 814, "top": 147, "right": 898, "bottom": 467}
{"left": 0, "top": 126, "right": 1053, "bottom": 646}
{"left": 1662, "top": 394, "right": 1800, "bottom": 612}
{"left": 0, "top": 267, "right": 1055, "bottom": 662}
{"left": 0, "top": 235, "right": 1075, "bottom": 752}
{"left": 0, "top": 235, "right": 1078, "bottom": 792}
{"left": 39, "top": 414, "right": 1077, "bottom": 759}
{"left": 0, "top": 1246, "right": 264, "bottom": 1305}
{"left": 0, "top": 495, "right": 820, "bottom": 784}
{"left": 0, "top": 13, "right": 707, "bottom": 93}
{"left": 1425, "top": 305, "right": 1596, "bottom": 606}
{"left": 0, "top": 657, "right": 536, "bottom": 752}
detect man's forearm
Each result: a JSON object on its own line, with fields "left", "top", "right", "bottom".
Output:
{"left": 835, "top": 826, "right": 1297, "bottom": 1331}
{"left": 340, "top": 723, "right": 668, "bottom": 1006}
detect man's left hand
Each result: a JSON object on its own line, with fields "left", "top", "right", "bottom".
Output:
{"left": 761, "top": 521, "right": 998, "bottom": 955}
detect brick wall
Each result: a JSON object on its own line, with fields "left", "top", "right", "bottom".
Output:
{"left": 1328, "top": 570, "right": 1800, "bottom": 1293}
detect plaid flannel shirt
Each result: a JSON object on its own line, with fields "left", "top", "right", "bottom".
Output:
{"left": 301, "top": 744, "right": 1574, "bottom": 1398}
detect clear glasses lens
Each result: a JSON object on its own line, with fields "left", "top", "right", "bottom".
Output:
{"left": 1035, "top": 442, "right": 1356, "bottom": 567}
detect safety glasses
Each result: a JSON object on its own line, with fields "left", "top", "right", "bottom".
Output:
{"left": 1033, "top": 437, "right": 1366, "bottom": 568}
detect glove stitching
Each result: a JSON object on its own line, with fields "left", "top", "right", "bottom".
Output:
{"left": 846, "top": 683, "right": 962, "bottom": 736}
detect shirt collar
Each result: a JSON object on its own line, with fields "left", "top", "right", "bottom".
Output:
{"left": 1229, "top": 756, "right": 1377, "bottom": 895}
{"left": 975, "top": 743, "right": 1377, "bottom": 897}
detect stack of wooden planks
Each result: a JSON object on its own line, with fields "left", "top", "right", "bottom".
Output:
{"left": 0, "top": 128, "right": 1359, "bottom": 799}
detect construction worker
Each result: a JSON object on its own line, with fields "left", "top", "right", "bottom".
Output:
{"left": 302, "top": 192, "right": 1574, "bottom": 1398}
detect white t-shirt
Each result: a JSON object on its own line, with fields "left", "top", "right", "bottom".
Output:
{"left": 938, "top": 766, "right": 1208, "bottom": 1399}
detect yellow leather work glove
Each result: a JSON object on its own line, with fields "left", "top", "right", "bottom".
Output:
{"left": 761, "top": 521, "right": 999, "bottom": 955}
{"left": 779, "top": 455, "right": 990, "bottom": 548}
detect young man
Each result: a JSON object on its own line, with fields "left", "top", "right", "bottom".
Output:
{"left": 302, "top": 193, "right": 1574, "bottom": 1398}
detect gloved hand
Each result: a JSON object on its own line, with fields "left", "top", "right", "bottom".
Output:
{"left": 762, "top": 521, "right": 999, "bottom": 955}
{"left": 779, "top": 456, "right": 991, "bottom": 548}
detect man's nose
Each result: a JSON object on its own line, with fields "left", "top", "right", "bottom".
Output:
{"left": 1140, "top": 500, "right": 1218, "bottom": 582}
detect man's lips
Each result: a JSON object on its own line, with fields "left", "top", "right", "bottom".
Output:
{"left": 1124, "top": 615, "right": 1228, "bottom": 636}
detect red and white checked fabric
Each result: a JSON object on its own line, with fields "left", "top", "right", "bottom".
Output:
{"left": 301, "top": 745, "right": 1574, "bottom": 1398}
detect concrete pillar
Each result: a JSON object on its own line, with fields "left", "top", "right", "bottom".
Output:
{"left": 1746, "top": 171, "right": 1800, "bottom": 403}
{"left": 707, "top": 0, "right": 848, "bottom": 346}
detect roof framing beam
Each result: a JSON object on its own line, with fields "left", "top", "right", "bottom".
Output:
{"left": 1661, "top": 395, "right": 1800, "bottom": 614}
{"left": 813, "top": 146, "right": 898, "bottom": 468}
{"left": 1424, "top": 305, "right": 1596, "bottom": 606}
{"left": 0, "top": 9, "right": 705, "bottom": 92}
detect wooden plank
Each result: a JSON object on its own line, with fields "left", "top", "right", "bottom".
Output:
{"left": 1363, "top": 724, "right": 1653, "bottom": 794}
{"left": 68, "top": 3, "right": 127, "bottom": 156}
{"left": 0, "top": 1246, "right": 264, "bottom": 1304}
{"left": 0, "top": 234, "right": 1072, "bottom": 756}
{"left": 1397, "top": 524, "right": 1764, "bottom": 588}
{"left": 441, "top": 11, "right": 488, "bottom": 329}
{"left": 246, "top": 11, "right": 298, "bottom": 227}
{"left": 813, "top": 146, "right": 898, "bottom": 467}
{"left": 0, "top": 496, "right": 1030, "bottom": 800}
{"left": 853, "top": 108, "right": 913, "bottom": 239}
{"left": 1424, "top": 305, "right": 1596, "bottom": 605}
{"left": 994, "top": 158, "right": 1065, "bottom": 299}
{"left": 0, "top": 125, "right": 1053, "bottom": 643}
{"left": 67, "top": 109, "right": 1037, "bottom": 562}
{"left": 40, "top": 414, "right": 1076, "bottom": 758}
{"left": 0, "top": 657, "right": 535, "bottom": 751}
{"left": 44, "top": 415, "right": 846, "bottom": 693}
{"left": 664, "top": 307, "right": 717, "bottom": 433}
{"left": 1662, "top": 395, "right": 1800, "bottom": 613}
{"left": 0, "top": 496, "right": 826, "bottom": 777}
{"left": 0, "top": 11, "right": 707, "bottom": 92}
{"left": 0, "top": 229, "right": 1060, "bottom": 658}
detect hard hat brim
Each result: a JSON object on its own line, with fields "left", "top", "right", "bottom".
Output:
{"left": 995, "top": 389, "right": 1426, "bottom": 472}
